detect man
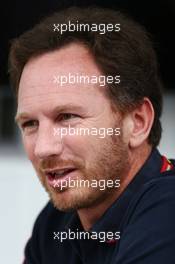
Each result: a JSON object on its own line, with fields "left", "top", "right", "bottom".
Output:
{"left": 9, "top": 7, "right": 175, "bottom": 264}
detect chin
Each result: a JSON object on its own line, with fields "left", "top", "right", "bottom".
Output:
{"left": 48, "top": 186, "right": 103, "bottom": 212}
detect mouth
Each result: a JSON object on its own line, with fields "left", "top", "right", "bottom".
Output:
{"left": 44, "top": 168, "right": 77, "bottom": 188}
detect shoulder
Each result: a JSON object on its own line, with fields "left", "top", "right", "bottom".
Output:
{"left": 125, "top": 172, "right": 175, "bottom": 226}
{"left": 24, "top": 201, "right": 72, "bottom": 263}
{"left": 114, "top": 173, "right": 175, "bottom": 263}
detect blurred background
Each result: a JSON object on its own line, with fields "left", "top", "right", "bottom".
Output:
{"left": 0, "top": 0, "right": 174, "bottom": 263}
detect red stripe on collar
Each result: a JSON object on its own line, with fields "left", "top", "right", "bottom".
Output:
{"left": 161, "top": 156, "right": 174, "bottom": 173}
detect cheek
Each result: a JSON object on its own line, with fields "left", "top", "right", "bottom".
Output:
{"left": 63, "top": 133, "right": 104, "bottom": 159}
{"left": 63, "top": 134, "right": 91, "bottom": 155}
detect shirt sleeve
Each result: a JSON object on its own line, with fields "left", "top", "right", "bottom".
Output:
{"left": 113, "top": 177, "right": 175, "bottom": 264}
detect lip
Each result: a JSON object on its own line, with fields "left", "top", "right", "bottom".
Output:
{"left": 43, "top": 167, "right": 76, "bottom": 174}
{"left": 44, "top": 168, "right": 78, "bottom": 189}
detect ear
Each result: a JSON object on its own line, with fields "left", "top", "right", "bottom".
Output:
{"left": 126, "top": 98, "right": 155, "bottom": 148}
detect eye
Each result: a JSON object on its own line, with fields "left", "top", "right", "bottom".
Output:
{"left": 21, "top": 120, "right": 38, "bottom": 131}
{"left": 58, "top": 113, "right": 80, "bottom": 122}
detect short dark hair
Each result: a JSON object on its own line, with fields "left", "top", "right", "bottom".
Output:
{"left": 8, "top": 6, "right": 163, "bottom": 147}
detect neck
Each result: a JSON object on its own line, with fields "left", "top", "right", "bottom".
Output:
{"left": 77, "top": 144, "right": 152, "bottom": 231}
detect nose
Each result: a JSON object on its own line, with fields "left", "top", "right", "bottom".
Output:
{"left": 34, "top": 123, "right": 63, "bottom": 159}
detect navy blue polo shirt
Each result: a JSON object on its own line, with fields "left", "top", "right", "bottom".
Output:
{"left": 24, "top": 149, "right": 175, "bottom": 263}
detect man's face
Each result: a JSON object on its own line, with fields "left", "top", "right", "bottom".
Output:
{"left": 17, "top": 43, "right": 129, "bottom": 211}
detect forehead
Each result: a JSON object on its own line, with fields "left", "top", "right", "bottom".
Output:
{"left": 17, "top": 42, "right": 107, "bottom": 112}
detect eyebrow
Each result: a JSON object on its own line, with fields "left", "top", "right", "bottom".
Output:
{"left": 15, "top": 112, "right": 30, "bottom": 124}
{"left": 15, "top": 104, "right": 86, "bottom": 124}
